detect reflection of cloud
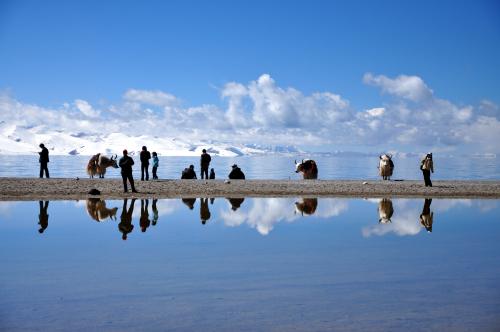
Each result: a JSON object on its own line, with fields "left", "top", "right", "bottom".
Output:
{"left": 362, "top": 209, "right": 422, "bottom": 237}
{"left": 0, "top": 202, "right": 21, "bottom": 216}
{"left": 219, "top": 198, "right": 349, "bottom": 235}
{"left": 432, "top": 199, "right": 472, "bottom": 212}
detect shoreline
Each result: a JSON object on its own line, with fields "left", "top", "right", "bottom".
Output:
{"left": 0, "top": 178, "right": 499, "bottom": 201}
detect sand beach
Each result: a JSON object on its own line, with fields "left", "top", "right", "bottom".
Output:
{"left": 0, "top": 178, "right": 499, "bottom": 201}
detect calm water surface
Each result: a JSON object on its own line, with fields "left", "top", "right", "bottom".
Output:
{"left": 0, "top": 197, "right": 499, "bottom": 331}
{"left": 0, "top": 154, "right": 498, "bottom": 179}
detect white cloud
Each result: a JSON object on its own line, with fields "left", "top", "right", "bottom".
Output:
{"left": 363, "top": 73, "right": 433, "bottom": 102}
{"left": 1, "top": 73, "right": 499, "bottom": 154}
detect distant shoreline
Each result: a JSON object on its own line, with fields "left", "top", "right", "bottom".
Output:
{"left": 0, "top": 178, "right": 499, "bottom": 201}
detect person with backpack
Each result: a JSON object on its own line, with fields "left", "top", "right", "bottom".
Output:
{"left": 181, "top": 165, "right": 197, "bottom": 179}
{"left": 420, "top": 153, "right": 434, "bottom": 187}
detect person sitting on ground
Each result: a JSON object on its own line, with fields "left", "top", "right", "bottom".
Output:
{"left": 209, "top": 168, "right": 215, "bottom": 179}
{"left": 228, "top": 164, "right": 245, "bottom": 179}
{"left": 181, "top": 164, "right": 197, "bottom": 179}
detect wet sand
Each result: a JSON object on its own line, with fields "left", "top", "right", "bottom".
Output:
{"left": 0, "top": 177, "right": 499, "bottom": 200}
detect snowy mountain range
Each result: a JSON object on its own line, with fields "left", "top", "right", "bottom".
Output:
{"left": 0, "top": 122, "right": 302, "bottom": 157}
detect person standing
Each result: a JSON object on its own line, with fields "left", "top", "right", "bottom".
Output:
{"left": 140, "top": 146, "right": 151, "bottom": 181}
{"left": 38, "top": 143, "right": 50, "bottom": 178}
{"left": 152, "top": 152, "right": 159, "bottom": 180}
{"left": 420, "top": 153, "right": 434, "bottom": 187}
{"left": 119, "top": 149, "right": 138, "bottom": 193}
{"left": 200, "top": 149, "right": 211, "bottom": 179}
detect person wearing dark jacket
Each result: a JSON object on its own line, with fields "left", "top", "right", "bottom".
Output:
{"left": 228, "top": 164, "right": 245, "bottom": 179}
{"left": 119, "top": 149, "right": 138, "bottom": 193}
{"left": 181, "top": 165, "right": 197, "bottom": 179}
{"left": 38, "top": 143, "right": 50, "bottom": 178}
{"left": 119, "top": 198, "right": 135, "bottom": 240}
{"left": 200, "top": 149, "right": 212, "bottom": 179}
{"left": 140, "top": 146, "right": 151, "bottom": 181}
{"left": 209, "top": 168, "right": 215, "bottom": 179}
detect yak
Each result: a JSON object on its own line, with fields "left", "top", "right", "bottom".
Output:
{"left": 295, "top": 159, "right": 318, "bottom": 179}
{"left": 378, "top": 154, "right": 394, "bottom": 180}
{"left": 87, "top": 153, "right": 118, "bottom": 178}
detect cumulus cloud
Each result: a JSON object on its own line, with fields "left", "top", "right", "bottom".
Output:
{"left": 1, "top": 73, "right": 499, "bottom": 154}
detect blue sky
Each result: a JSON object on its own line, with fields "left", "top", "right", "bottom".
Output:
{"left": 1, "top": 0, "right": 499, "bottom": 153}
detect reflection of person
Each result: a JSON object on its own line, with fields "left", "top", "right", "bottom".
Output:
{"left": 295, "top": 198, "right": 318, "bottom": 215}
{"left": 200, "top": 198, "right": 211, "bottom": 224}
{"left": 119, "top": 198, "right": 136, "bottom": 240}
{"left": 182, "top": 198, "right": 196, "bottom": 210}
{"left": 119, "top": 149, "right": 138, "bottom": 193}
{"left": 378, "top": 198, "right": 394, "bottom": 224}
{"left": 38, "top": 201, "right": 49, "bottom": 233}
{"left": 140, "top": 199, "right": 151, "bottom": 232}
{"left": 140, "top": 146, "right": 151, "bottom": 181}
{"left": 420, "top": 153, "right": 434, "bottom": 187}
{"left": 420, "top": 198, "right": 434, "bottom": 232}
{"left": 227, "top": 197, "right": 245, "bottom": 211}
{"left": 38, "top": 143, "right": 50, "bottom": 178}
{"left": 152, "top": 199, "right": 159, "bottom": 226}
{"left": 200, "top": 149, "right": 211, "bottom": 179}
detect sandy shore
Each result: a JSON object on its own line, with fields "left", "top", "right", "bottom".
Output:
{"left": 0, "top": 177, "right": 499, "bottom": 201}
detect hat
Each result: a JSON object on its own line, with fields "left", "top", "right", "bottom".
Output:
{"left": 232, "top": 164, "right": 238, "bottom": 168}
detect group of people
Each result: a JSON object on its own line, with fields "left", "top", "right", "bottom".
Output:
{"left": 36, "top": 143, "right": 434, "bottom": 190}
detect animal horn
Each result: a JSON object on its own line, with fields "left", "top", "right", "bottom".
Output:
{"left": 294, "top": 159, "right": 297, "bottom": 164}
{"left": 302, "top": 159, "right": 304, "bottom": 163}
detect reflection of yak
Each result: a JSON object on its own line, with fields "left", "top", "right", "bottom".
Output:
{"left": 378, "top": 154, "right": 394, "bottom": 180}
{"left": 378, "top": 198, "right": 394, "bottom": 224}
{"left": 227, "top": 198, "right": 245, "bottom": 211}
{"left": 295, "top": 198, "right": 318, "bottom": 215}
{"left": 87, "top": 153, "right": 119, "bottom": 178}
{"left": 86, "top": 198, "right": 118, "bottom": 222}
{"left": 295, "top": 159, "right": 318, "bottom": 179}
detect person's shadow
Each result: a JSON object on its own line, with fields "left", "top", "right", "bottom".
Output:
{"left": 140, "top": 199, "right": 151, "bottom": 232}
{"left": 119, "top": 198, "right": 136, "bottom": 240}
{"left": 38, "top": 201, "right": 49, "bottom": 234}
{"left": 420, "top": 198, "right": 434, "bottom": 232}
{"left": 200, "top": 198, "right": 211, "bottom": 225}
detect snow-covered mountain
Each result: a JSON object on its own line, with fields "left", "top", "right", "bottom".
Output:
{"left": 0, "top": 122, "right": 302, "bottom": 157}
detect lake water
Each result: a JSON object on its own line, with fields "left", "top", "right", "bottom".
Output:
{"left": 0, "top": 197, "right": 499, "bottom": 331}
{"left": 0, "top": 154, "right": 499, "bottom": 180}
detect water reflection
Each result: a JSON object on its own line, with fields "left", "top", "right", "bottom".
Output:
{"left": 295, "top": 198, "right": 318, "bottom": 215}
{"left": 119, "top": 198, "right": 135, "bottom": 240}
{"left": 152, "top": 199, "right": 159, "bottom": 226}
{"left": 11, "top": 197, "right": 498, "bottom": 239}
{"left": 378, "top": 198, "right": 394, "bottom": 224}
{"left": 200, "top": 198, "right": 211, "bottom": 224}
{"left": 227, "top": 198, "right": 245, "bottom": 211}
{"left": 86, "top": 198, "right": 118, "bottom": 222}
{"left": 38, "top": 200, "right": 49, "bottom": 233}
{"left": 140, "top": 199, "right": 151, "bottom": 232}
{"left": 182, "top": 198, "right": 196, "bottom": 210}
{"left": 420, "top": 198, "right": 434, "bottom": 232}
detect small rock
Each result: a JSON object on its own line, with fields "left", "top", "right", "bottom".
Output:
{"left": 362, "top": 181, "right": 368, "bottom": 185}
{"left": 224, "top": 180, "right": 231, "bottom": 184}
